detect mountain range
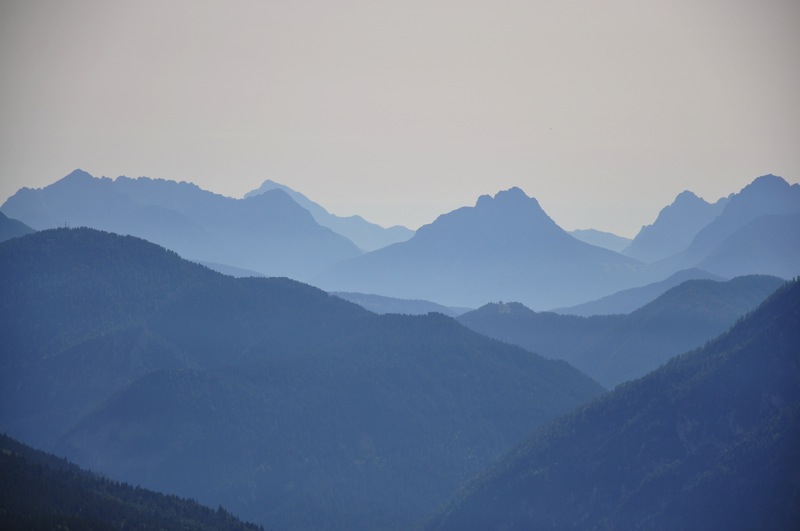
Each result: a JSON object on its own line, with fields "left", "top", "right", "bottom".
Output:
{"left": 2, "top": 171, "right": 798, "bottom": 310}
{"left": 315, "top": 187, "right": 647, "bottom": 310}
{"left": 553, "top": 268, "right": 724, "bottom": 316}
{"left": 3, "top": 166, "right": 799, "bottom": 529}
{"left": 428, "top": 279, "right": 800, "bottom": 530}
{"left": 458, "top": 275, "right": 784, "bottom": 387}
{"left": 245, "top": 179, "right": 414, "bottom": 251}
{"left": 0, "top": 169, "right": 362, "bottom": 280}
{"left": 622, "top": 190, "right": 728, "bottom": 263}
{"left": 632, "top": 174, "right": 800, "bottom": 280}
{"left": 0, "top": 227, "right": 603, "bottom": 531}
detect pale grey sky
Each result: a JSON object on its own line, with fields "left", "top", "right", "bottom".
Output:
{"left": 1, "top": 0, "right": 798, "bottom": 237}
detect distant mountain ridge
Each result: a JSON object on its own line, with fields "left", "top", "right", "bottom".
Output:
{"left": 1, "top": 227, "right": 603, "bottom": 531}
{"left": 697, "top": 213, "right": 800, "bottom": 279}
{"left": 332, "top": 291, "right": 468, "bottom": 316}
{"left": 428, "top": 279, "right": 800, "bottom": 530}
{"left": 245, "top": 179, "right": 414, "bottom": 251}
{"left": 315, "top": 187, "right": 646, "bottom": 310}
{"left": 0, "top": 211, "right": 34, "bottom": 242}
{"left": 459, "top": 275, "right": 784, "bottom": 387}
{"left": 553, "top": 268, "right": 724, "bottom": 316}
{"left": 623, "top": 190, "right": 728, "bottom": 263}
{"left": 628, "top": 174, "right": 800, "bottom": 280}
{"left": 1, "top": 169, "right": 362, "bottom": 280}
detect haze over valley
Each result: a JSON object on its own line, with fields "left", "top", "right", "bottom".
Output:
{"left": 2, "top": 1, "right": 799, "bottom": 528}
{"left": 1, "top": 169, "right": 799, "bottom": 529}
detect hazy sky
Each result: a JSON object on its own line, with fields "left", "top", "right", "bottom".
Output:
{"left": 1, "top": 1, "right": 798, "bottom": 237}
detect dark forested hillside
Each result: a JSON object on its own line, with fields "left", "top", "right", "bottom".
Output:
{"left": 459, "top": 275, "right": 784, "bottom": 387}
{"left": 428, "top": 279, "right": 800, "bottom": 530}
{"left": 0, "top": 228, "right": 604, "bottom": 530}
{"left": 0, "top": 433, "right": 262, "bottom": 531}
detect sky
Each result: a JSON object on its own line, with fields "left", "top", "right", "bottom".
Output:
{"left": 1, "top": 1, "right": 798, "bottom": 238}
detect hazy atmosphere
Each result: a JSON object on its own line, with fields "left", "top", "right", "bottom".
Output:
{"left": 2, "top": 3, "right": 800, "bottom": 528}
{"left": 2, "top": 0, "right": 799, "bottom": 236}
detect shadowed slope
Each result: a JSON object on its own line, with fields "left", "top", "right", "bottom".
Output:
{"left": 1, "top": 227, "right": 603, "bottom": 531}
{"left": 429, "top": 279, "right": 800, "bottom": 530}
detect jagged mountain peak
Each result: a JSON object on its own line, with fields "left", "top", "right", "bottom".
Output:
{"left": 475, "top": 186, "right": 537, "bottom": 208}
{"left": 419, "top": 187, "right": 558, "bottom": 240}
{"left": 51, "top": 168, "right": 110, "bottom": 189}
{"left": 673, "top": 189, "right": 704, "bottom": 204}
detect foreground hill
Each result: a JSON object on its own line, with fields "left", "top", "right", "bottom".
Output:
{"left": 0, "top": 228, "right": 603, "bottom": 531}
{"left": 428, "top": 279, "right": 800, "bottom": 530}
{"left": 246, "top": 179, "right": 414, "bottom": 251}
{"left": 459, "top": 275, "right": 784, "bottom": 387}
{"left": 0, "top": 169, "right": 361, "bottom": 279}
{"left": 315, "top": 187, "right": 645, "bottom": 310}
{"left": 0, "top": 433, "right": 262, "bottom": 530}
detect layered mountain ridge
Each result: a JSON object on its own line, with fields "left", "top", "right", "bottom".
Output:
{"left": 1, "top": 169, "right": 362, "bottom": 280}
{"left": 245, "top": 179, "right": 414, "bottom": 251}
{"left": 458, "top": 274, "right": 783, "bottom": 387}
{"left": 428, "top": 278, "right": 800, "bottom": 530}
{"left": 315, "top": 187, "right": 645, "bottom": 310}
{"left": 0, "top": 227, "right": 603, "bottom": 531}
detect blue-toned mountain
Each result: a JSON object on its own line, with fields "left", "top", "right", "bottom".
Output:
{"left": 623, "top": 190, "right": 727, "bottom": 263}
{"left": 0, "top": 210, "right": 34, "bottom": 243}
{"left": 0, "top": 169, "right": 361, "bottom": 279}
{"left": 553, "top": 268, "right": 723, "bottom": 316}
{"left": 429, "top": 279, "right": 800, "bottom": 530}
{"left": 246, "top": 179, "right": 414, "bottom": 251}
{"left": 459, "top": 275, "right": 784, "bottom": 387}
{"left": 685, "top": 174, "right": 800, "bottom": 262}
{"left": 315, "top": 187, "right": 645, "bottom": 310}
{"left": 0, "top": 227, "right": 603, "bottom": 531}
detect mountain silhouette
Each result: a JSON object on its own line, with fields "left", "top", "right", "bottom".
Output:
{"left": 553, "top": 268, "right": 723, "bottom": 316}
{"left": 0, "top": 210, "right": 34, "bottom": 242}
{"left": 623, "top": 190, "right": 727, "bottom": 263}
{"left": 459, "top": 275, "right": 784, "bottom": 387}
{"left": 683, "top": 174, "right": 800, "bottom": 263}
{"left": 315, "top": 187, "right": 645, "bottom": 310}
{"left": 428, "top": 279, "right": 800, "bottom": 530}
{"left": 0, "top": 169, "right": 362, "bottom": 280}
{"left": 697, "top": 213, "right": 800, "bottom": 278}
{"left": 0, "top": 227, "right": 603, "bottom": 531}
{"left": 245, "top": 179, "right": 414, "bottom": 251}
